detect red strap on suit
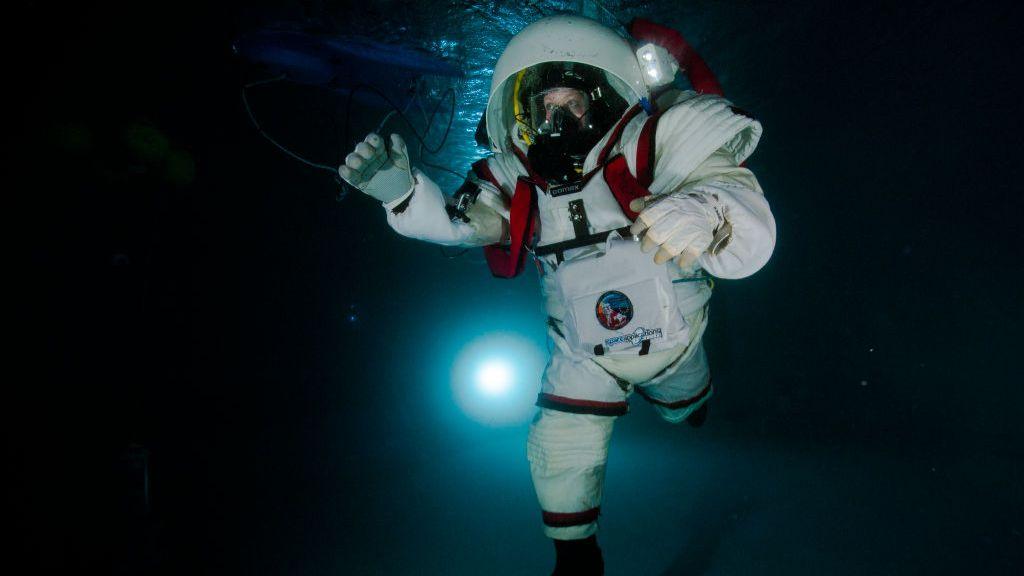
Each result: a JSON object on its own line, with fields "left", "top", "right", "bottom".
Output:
{"left": 635, "top": 110, "right": 663, "bottom": 189}
{"left": 476, "top": 104, "right": 658, "bottom": 278}
{"left": 601, "top": 106, "right": 663, "bottom": 220}
{"left": 483, "top": 177, "right": 537, "bottom": 278}
{"left": 602, "top": 155, "right": 650, "bottom": 222}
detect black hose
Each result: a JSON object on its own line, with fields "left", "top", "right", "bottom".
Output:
{"left": 344, "top": 82, "right": 456, "bottom": 155}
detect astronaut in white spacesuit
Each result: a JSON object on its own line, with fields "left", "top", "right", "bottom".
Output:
{"left": 339, "top": 15, "right": 775, "bottom": 575}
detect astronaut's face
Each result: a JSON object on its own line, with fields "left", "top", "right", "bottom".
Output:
{"left": 526, "top": 84, "right": 601, "bottom": 183}
{"left": 542, "top": 88, "right": 589, "bottom": 124}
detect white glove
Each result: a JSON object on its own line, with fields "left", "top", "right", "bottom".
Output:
{"left": 629, "top": 190, "right": 731, "bottom": 267}
{"left": 337, "top": 133, "right": 415, "bottom": 203}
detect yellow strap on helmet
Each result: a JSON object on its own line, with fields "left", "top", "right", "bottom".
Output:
{"left": 512, "top": 69, "right": 533, "bottom": 146}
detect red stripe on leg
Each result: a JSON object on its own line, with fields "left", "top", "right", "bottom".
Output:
{"left": 542, "top": 507, "right": 601, "bottom": 528}
{"left": 536, "top": 393, "right": 628, "bottom": 416}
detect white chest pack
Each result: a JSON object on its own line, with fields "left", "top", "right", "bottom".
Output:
{"left": 552, "top": 235, "right": 690, "bottom": 357}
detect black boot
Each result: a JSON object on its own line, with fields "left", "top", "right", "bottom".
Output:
{"left": 686, "top": 400, "right": 709, "bottom": 428}
{"left": 551, "top": 535, "right": 604, "bottom": 576}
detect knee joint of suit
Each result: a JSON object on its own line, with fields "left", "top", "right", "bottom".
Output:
{"left": 527, "top": 409, "right": 615, "bottom": 470}
{"left": 655, "top": 399, "right": 702, "bottom": 424}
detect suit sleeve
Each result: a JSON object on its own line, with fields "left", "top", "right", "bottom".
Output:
{"left": 685, "top": 151, "right": 776, "bottom": 279}
{"left": 383, "top": 169, "right": 505, "bottom": 247}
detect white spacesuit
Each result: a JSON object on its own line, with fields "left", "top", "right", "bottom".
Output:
{"left": 339, "top": 15, "right": 775, "bottom": 573}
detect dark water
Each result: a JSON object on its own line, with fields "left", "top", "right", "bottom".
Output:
{"left": 13, "top": 0, "right": 1022, "bottom": 573}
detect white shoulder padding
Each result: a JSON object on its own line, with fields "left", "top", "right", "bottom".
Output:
{"left": 623, "top": 91, "right": 763, "bottom": 195}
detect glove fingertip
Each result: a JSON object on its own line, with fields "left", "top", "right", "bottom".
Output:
{"left": 390, "top": 133, "right": 407, "bottom": 151}
{"left": 346, "top": 155, "right": 364, "bottom": 170}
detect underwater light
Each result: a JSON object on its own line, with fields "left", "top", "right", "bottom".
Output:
{"left": 477, "top": 360, "right": 513, "bottom": 395}
{"left": 450, "top": 333, "right": 544, "bottom": 426}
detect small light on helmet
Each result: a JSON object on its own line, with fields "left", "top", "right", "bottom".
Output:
{"left": 636, "top": 43, "right": 679, "bottom": 87}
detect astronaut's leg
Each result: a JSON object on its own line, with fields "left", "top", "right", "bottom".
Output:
{"left": 528, "top": 332, "right": 628, "bottom": 541}
{"left": 528, "top": 408, "right": 616, "bottom": 539}
{"left": 636, "top": 340, "right": 713, "bottom": 425}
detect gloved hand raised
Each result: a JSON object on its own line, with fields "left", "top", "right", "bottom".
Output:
{"left": 337, "top": 133, "right": 415, "bottom": 203}
{"left": 629, "top": 190, "right": 732, "bottom": 267}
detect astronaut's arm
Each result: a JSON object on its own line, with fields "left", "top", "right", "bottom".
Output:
{"left": 631, "top": 150, "right": 776, "bottom": 279}
{"left": 686, "top": 153, "right": 776, "bottom": 279}
{"left": 384, "top": 169, "right": 507, "bottom": 247}
{"left": 337, "top": 132, "right": 506, "bottom": 247}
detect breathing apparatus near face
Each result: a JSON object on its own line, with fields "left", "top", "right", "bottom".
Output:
{"left": 516, "top": 64, "right": 623, "bottom": 185}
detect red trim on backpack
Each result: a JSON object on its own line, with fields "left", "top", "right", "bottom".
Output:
{"left": 628, "top": 18, "right": 725, "bottom": 98}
